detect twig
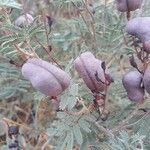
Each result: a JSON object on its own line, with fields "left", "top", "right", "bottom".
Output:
{"left": 111, "top": 104, "right": 140, "bottom": 134}
{"left": 71, "top": 1, "right": 93, "bottom": 35}
{"left": 81, "top": 0, "right": 95, "bottom": 22}
{"left": 41, "top": 139, "right": 53, "bottom": 150}
{"left": 121, "top": 110, "right": 150, "bottom": 129}
{"left": 43, "top": 13, "right": 50, "bottom": 48}
{"left": 2, "top": 118, "right": 48, "bottom": 137}
{"left": 95, "top": 121, "right": 114, "bottom": 138}
{"left": 34, "top": 36, "right": 62, "bottom": 68}
{"left": 65, "top": 97, "right": 94, "bottom": 116}
{"left": 14, "top": 44, "right": 36, "bottom": 61}
{"left": 81, "top": 0, "right": 97, "bottom": 48}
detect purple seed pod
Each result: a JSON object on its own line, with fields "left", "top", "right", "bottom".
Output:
{"left": 122, "top": 70, "right": 144, "bottom": 103}
{"left": 8, "top": 126, "right": 19, "bottom": 135}
{"left": 22, "top": 58, "right": 71, "bottom": 97}
{"left": 9, "top": 142, "right": 18, "bottom": 149}
{"left": 15, "top": 13, "right": 34, "bottom": 27}
{"left": 143, "top": 66, "right": 150, "bottom": 94}
{"left": 74, "top": 51, "right": 112, "bottom": 93}
{"left": 126, "top": 17, "right": 150, "bottom": 53}
{"left": 116, "top": 0, "right": 142, "bottom": 12}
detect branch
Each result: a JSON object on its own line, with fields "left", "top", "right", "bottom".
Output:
{"left": 95, "top": 121, "right": 114, "bottom": 138}
{"left": 111, "top": 104, "right": 140, "bottom": 134}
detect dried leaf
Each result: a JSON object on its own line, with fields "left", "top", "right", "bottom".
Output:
{"left": 101, "top": 61, "right": 106, "bottom": 71}
{"left": 129, "top": 55, "right": 138, "bottom": 69}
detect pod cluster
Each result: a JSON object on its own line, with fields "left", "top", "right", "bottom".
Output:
{"left": 116, "top": 0, "right": 150, "bottom": 103}
{"left": 116, "top": 1, "right": 150, "bottom": 54}
{"left": 8, "top": 126, "right": 19, "bottom": 149}
{"left": 22, "top": 52, "right": 113, "bottom": 97}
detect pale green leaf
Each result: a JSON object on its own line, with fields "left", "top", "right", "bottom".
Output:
{"left": 67, "top": 131, "right": 74, "bottom": 150}
{"left": 73, "top": 125, "right": 83, "bottom": 145}
{"left": 79, "top": 119, "right": 91, "bottom": 133}
{"left": 0, "top": 0, "right": 22, "bottom": 9}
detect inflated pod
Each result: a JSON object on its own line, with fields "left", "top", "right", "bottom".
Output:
{"left": 126, "top": 17, "right": 150, "bottom": 42}
{"left": 126, "top": 17, "right": 150, "bottom": 53}
{"left": 22, "top": 58, "right": 71, "bottom": 97}
{"left": 116, "top": 0, "right": 142, "bottom": 12}
{"left": 122, "top": 70, "right": 144, "bottom": 103}
{"left": 15, "top": 13, "right": 34, "bottom": 27}
{"left": 143, "top": 66, "right": 150, "bottom": 94}
{"left": 74, "top": 51, "right": 111, "bottom": 93}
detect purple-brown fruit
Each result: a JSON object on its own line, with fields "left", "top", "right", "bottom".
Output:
{"left": 122, "top": 70, "right": 144, "bottom": 103}
{"left": 74, "top": 51, "right": 111, "bottom": 93}
{"left": 143, "top": 66, "right": 150, "bottom": 94}
{"left": 116, "top": 0, "right": 142, "bottom": 12}
{"left": 22, "top": 58, "right": 71, "bottom": 97}
{"left": 126, "top": 17, "right": 150, "bottom": 53}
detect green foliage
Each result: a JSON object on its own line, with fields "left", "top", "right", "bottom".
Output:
{"left": 109, "top": 131, "right": 145, "bottom": 150}
{"left": 0, "top": 57, "right": 30, "bottom": 99}
{"left": 0, "top": 0, "right": 22, "bottom": 9}
{"left": 0, "top": 22, "right": 44, "bottom": 57}
{"left": 47, "top": 112, "right": 94, "bottom": 150}
{"left": 0, "top": 0, "right": 150, "bottom": 149}
{"left": 60, "top": 81, "right": 78, "bottom": 110}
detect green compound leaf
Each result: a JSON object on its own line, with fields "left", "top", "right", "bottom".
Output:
{"left": 0, "top": 0, "right": 22, "bottom": 9}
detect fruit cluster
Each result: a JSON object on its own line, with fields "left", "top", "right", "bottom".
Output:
{"left": 116, "top": 0, "right": 150, "bottom": 103}
{"left": 21, "top": 51, "right": 113, "bottom": 119}
{"left": 22, "top": 52, "right": 112, "bottom": 97}
{"left": 8, "top": 126, "right": 19, "bottom": 149}
{"left": 20, "top": 0, "right": 150, "bottom": 114}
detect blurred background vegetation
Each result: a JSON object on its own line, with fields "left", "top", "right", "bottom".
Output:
{"left": 0, "top": 0, "right": 150, "bottom": 149}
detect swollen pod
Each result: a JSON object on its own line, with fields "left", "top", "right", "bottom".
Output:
{"left": 74, "top": 51, "right": 112, "bottom": 93}
{"left": 116, "top": 0, "right": 142, "bottom": 12}
{"left": 122, "top": 70, "right": 144, "bottom": 103}
{"left": 22, "top": 58, "right": 71, "bottom": 97}
{"left": 126, "top": 17, "right": 150, "bottom": 53}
